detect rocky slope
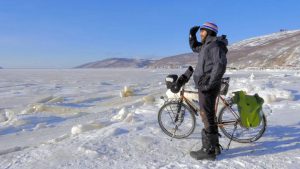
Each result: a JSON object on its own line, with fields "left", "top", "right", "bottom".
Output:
{"left": 227, "top": 30, "right": 300, "bottom": 69}
{"left": 76, "top": 30, "right": 300, "bottom": 69}
{"left": 75, "top": 58, "right": 154, "bottom": 68}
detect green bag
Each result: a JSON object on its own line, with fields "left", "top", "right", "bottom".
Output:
{"left": 232, "top": 91, "right": 264, "bottom": 128}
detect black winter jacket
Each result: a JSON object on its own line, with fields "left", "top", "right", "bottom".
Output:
{"left": 189, "top": 34, "right": 228, "bottom": 91}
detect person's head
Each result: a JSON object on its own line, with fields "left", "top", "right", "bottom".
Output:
{"left": 200, "top": 22, "right": 218, "bottom": 42}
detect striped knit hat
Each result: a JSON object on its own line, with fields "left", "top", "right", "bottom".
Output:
{"left": 200, "top": 22, "right": 218, "bottom": 34}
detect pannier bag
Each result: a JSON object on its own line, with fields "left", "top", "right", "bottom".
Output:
{"left": 232, "top": 91, "right": 264, "bottom": 128}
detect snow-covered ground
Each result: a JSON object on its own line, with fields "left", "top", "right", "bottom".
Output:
{"left": 0, "top": 68, "right": 299, "bottom": 169}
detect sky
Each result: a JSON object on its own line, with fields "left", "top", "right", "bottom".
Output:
{"left": 1, "top": 0, "right": 300, "bottom": 68}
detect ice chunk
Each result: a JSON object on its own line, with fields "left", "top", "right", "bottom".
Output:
{"left": 111, "top": 107, "right": 139, "bottom": 123}
{"left": 120, "top": 86, "right": 134, "bottom": 98}
{"left": 123, "top": 112, "right": 137, "bottom": 123}
{"left": 111, "top": 107, "right": 130, "bottom": 121}
{"left": 71, "top": 122, "right": 104, "bottom": 135}
{"left": 123, "top": 112, "right": 134, "bottom": 123}
{"left": 21, "top": 103, "right": 81, "bottom": 114}
{"left": 71, "top": 124, "right": 84, "bottom": 135}
{"left": 0, "top": 109, "right": 16, "bottom": 122}
{"left": 21, "top": 103, "right": 44, "bottom": 114}
{"left": 46, "top": 96, "right": 64, "bottom": 103}
{"left": 0, "top": 109, "right": 8, "bottom": 122}
{"left": 249, "top": 73, "right": 255, "bottom": 81}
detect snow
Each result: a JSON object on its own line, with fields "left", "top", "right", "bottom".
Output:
{"left": 230, "top": 30, "right": 300, "bottom": 49}
{"left": 0, "top": 68, "right": 300, "bottom": 169}
{"left": 71, "top": 122, "right": 104, "bottom": 135}
{"left": 111, "top": 107, "right": 132, "bottom": 121}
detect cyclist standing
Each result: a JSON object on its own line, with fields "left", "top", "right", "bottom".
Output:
{"left": 189, "top": 22, "right": 228, "bottom": 160}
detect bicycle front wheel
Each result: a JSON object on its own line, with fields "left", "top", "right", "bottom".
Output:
{"left": 218, "top": 105, "right": 267, "bottom": 143}
{"left": 158, "top": 101, "right": 196, "bottom": 139}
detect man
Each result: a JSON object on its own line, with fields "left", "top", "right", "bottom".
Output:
{"left": 189, "top": 22, "right": 228, "bottom": 160}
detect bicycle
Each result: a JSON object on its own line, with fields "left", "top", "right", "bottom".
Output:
{"left": 158, "top": 77, "right": 267, "bottom": 148}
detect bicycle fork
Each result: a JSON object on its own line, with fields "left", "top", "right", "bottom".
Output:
{"left": 171, "top": 101, "right": 183, "bottom": 141}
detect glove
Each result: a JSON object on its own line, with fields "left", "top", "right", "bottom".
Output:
{"left": 183, "top": 66, "right": 194, "bottom": 79}
{"left": 190, "top": 26, "right": 200, "bottom": 36}
{"left": 171, "top": 75, "right": 187, "bottom": 93}
{"left": 170, "top": 66, "right": 194, "bottom": 93}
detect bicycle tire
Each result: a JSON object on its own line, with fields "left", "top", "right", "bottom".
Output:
{"left": 218, "top": 105, "right": 267, "bottom": 143}
{"left": 158, "top": 101, "right": 196, "bottom": 139}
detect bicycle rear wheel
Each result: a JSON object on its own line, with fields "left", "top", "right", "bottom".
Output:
{"left": 218, "top": 105, "right": 267, "bottom": 143}
{"left": 158, "top": 101, "right": 196, "bottom": 139}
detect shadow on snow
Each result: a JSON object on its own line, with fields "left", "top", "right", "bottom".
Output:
{"left": 220, "top": 125, "right": 300, "bottom": 159}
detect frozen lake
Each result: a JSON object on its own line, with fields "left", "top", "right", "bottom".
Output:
{"left": 0, "top": 68, "right": 299, "bottom": 169}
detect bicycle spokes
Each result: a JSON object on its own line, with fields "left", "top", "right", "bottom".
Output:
{"left": 158, "top": 101, "right": 196, "bottom": 139}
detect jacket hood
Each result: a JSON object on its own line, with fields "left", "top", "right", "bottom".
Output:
{"left": 205, "top": 35, "right": 228, "bottom": 47}
{"left": 217, "top": 35, "right": 228, "bottom": 46}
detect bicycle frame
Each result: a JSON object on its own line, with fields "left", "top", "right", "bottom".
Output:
{"left": 215, "top": 95, "right": 240, "bottom": 127}
{"left": 179, "top": 87, "right": 200, "bottom": 116}
{"left": 177, "top": 85, "right": 241, "bottom": 127}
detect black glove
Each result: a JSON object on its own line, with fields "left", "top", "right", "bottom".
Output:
{"left": 170, "top": 66, "right": 194, "bottom": 93}
{"left": 190, "top": 26, "right": 200, "bottom": 36}
{"left": 183, "top": 66, "right": 194, "bottom": 80}
{"left": 171, "top": 75, "right": 187, "bottom": 93}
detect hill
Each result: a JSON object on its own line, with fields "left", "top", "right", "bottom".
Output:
{"left": 75, "top": 30, "right": 300, "bottom": 69}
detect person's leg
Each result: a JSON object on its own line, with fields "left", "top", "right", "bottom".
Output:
{"left": 198, "top": 88, "right": 219, "bottom": 134}
{"left": 201, "top": 89, "right": 219, "bottom": 134}
{"left": 198, "top": 91, "right": 210, "bottom": 131}
{"left": 190, "top": 87, "right": 221, "bottom": 160}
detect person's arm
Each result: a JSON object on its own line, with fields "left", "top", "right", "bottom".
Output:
{"left": 189, "top": 26, "right": 202, "bottom": 53}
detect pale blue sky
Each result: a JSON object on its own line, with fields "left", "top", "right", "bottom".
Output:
{"left": 1, "top": 0, "right": 300, "bottom": 68}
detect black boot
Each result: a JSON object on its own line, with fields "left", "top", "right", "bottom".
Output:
{"left": 215, "top": 133, "right": 222, "bottom": 155}
{"left": 190, "top": 129, "right": 221, "bottom": 160}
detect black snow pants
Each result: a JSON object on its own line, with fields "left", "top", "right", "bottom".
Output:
{"left": 198, "top": 85, "right": 221, "bottom": 134}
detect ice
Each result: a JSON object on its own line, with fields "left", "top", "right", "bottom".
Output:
{"left": 133, "top": 136, "right": 157, "bottom": 149}
{"left": 33, "top": 123, "right": 47, "bottom": 130}
{"left": 0, "top": 68, "right": 299, "bottom": 169}
{"left": 0, "top": 110, "right": 8, "bottom": 122}
{"left": 229, "top": 74, "right": 295, "bottom": 103}
{"left": 0, "top": 146, "right": 28, "bottom": 156}
{"left": 0, "top": 109, "right": 15, "bottom": 122}
{"left": 111, "top": 107, "right": 131, "bottom": 121}
{"left": 21, "top": 103, "right": 82, "bottom": 115}
{"left": 249, "top": 73, "right": 255, "bottom": 81}
{"left": 142, "top": 95, "right": 156, "bottom": 104}
{"left": 77, "top": 146, "right": 99, "bottom": 157}
{"left": 71, "top": 122, "right": 104, "bottom": 135}
{"left": 120, "top": 86, "right": 134, "bottom": 97}
{"left": 45, "top": 96, "right": 64, "bottom": 104}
